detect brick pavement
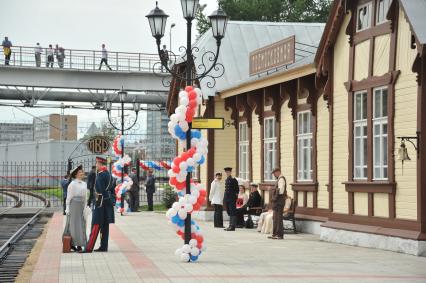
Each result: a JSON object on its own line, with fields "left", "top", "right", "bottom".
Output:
{"left": 28, "top": 211, "right": 426, "bottom": 283}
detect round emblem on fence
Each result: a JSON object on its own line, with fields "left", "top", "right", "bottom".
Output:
{"left": 86, "top": 136, "right": 111, "bottom": 154}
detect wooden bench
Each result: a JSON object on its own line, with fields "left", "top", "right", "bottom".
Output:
{"left": 247, "top": 198, "right": 297, "bottom": 233}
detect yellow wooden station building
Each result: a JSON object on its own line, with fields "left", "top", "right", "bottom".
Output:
{"left": 168, "top": 0, "right": 426, "bottom": 256}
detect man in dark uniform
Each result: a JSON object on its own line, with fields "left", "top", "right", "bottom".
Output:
{"left": 129, "top": 168, "right": 140, "bottom": 212}
{"left": 269, "top": 167, "right": 287, "bottom": 240}
{"left": 86, "top": 166, "right": 96, "bottom": 207}
{"left": 145, "top": 169, "right": 155, "bottom": 211}
{"left": 223, "top": 167, "right": 239, "bottom": 231}
{"left": 86, "top": 157, "right": 115, "bottom": 252}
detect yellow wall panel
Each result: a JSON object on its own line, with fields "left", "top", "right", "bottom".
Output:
{"left": 298, "top": 191, "right": 304, "bottom": 207}
{"left": 332, "top": 13, "right": 351, "bottom": 214}
{"left": 251, "top": 111, "right": 261, "bottom": 183}
{"left": 316, "top": 95, "right": 329, "bottom": 209}
{"left": 373, "top": 34, "right": 390, "bottom": 76}
{"left": 214, "top": 100, "right": 236, "bottom": 175}
{"left": 394, "top": 7, "right": 418, "bottom": 220}
{"left": 354, "top": 192, "right": 368, "bottom": 216}
{"left": 280, "top": 101, "right": 294, "bottom": 199}
{"left": 374, "top": 193, "right": 389, "bottom": 218}
{"left": 354, "top": 40, "right": 370, "bottom": 81}
{"left": 306, "top": 192, "right": 313, "bottom": 208}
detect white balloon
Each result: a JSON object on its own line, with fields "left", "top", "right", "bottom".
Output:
{"left": 182, "top": 244, "right": 191, "bottom": 253}
{"left": 180, "top": 253, "right": 190, "bottom": 262}
{"left": 176, "top": 105, "right": 187, "bottom": 114}
{"left": 176, "top": 174, "right": 186, "bottom": 183}
{"left": 191, "top": 190, "right": 200, "bottom": 199}
{"left": 184, "top": 203, "right": 193, "bottom": 213}
{"left": 166, "top": 208, "right": 177, "bottom": 219}
{"left": 175, "top": 248, "right": 182, "bottom": 256}
{"left": 172, "top": 202, "right": 180, "bottom": 211}
{"left": 179, "top": 90, "right": 187, "bottom": 99}
{"left": 193, "top": 153, "right": 202, "bottom": 162}
{"left": 179, "top": 121, "right": 189, "bottom": 132}
{"left": 186, "top": 158, "right": 195, "bottom": 166}
{"left": 178, "top": 209, "right": 187, "bottom": 220}
{"left": 189, "top": 195, "right": 197, "bottom": 204}
{"left": 170, "top": 114, "right": 179, "bottom": 123}
{"left": 180, "top": 96, "right": 189, "bottom": 106}
{"left": 190, "top": 247, "right": 200, "bottom": 256}
{"left": 196, "top": 96, "right": 202, "bottom": 105}
{"left": 179, "top": 162, "right": 188, "bottom": 171}
{"left": 189, "top": 239, "right": 198, "bottom": 247}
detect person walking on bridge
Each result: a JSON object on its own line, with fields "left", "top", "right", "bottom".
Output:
{"left": 34, "top": 43, "right": 42, "bottom": 67}
{"left": 98, "top": 44, "right": 112, "bottom": 70}
{"left": 2, "top": 37, "right": 12, "bottom": 65}
{"left": 46, "top": 44, "right": 54, "bottom": 68}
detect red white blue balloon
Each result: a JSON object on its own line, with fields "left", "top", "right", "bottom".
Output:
{"left": 166, "top": 86, "right": 207, "bottom": 262}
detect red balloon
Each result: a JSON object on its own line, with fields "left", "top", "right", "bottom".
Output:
{"left": 193, "top": 203, "right": 201, "bottom": 211}
{"left": 197, "top": 243, "right": 202, "bottom": 249}
{"left": 176, "top": 182, "right": 186, "bottom": 190}
{"left": 196, "top": 235, "right": 204, "bottom": 243}
{"left": 185, "top": 86, "right": 194, "bottom": 93}
{"left": 199, "top": 190, "right": 207, "bottom": 197}
{"left": 188, "top": 99, "right": 197, "bottom": 109}
{"left": 188, "top": 90, "right": 197, "bottom": 100}
{"left": 177, "top": 230, "right": 183, "bottom": 236}
{"left": 188, "top": 148, "right": 196, "bottom": 155}
{"left": 186, "top": 112, "right": 194, "bottom": 122}
{"left": 191, "top": 233, "right": 197, "bottom": 239}
{"left": 170, "top": 177, "right": 178, "bottom": 186}
{"left": 172, "top": 166, "right": 179, "bottom": 173}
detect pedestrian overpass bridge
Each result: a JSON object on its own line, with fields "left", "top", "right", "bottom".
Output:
{"left": 0, "top": 46, "right": 171, "bottom": 105}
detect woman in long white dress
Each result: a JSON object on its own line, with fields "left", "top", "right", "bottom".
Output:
{"left": 65, "top": 165, "right": 88, "bottom": 252}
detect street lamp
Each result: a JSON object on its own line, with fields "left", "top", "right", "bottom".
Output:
{"left": 170, "top": 23, "right": 176, "bottom": 53}
{"left": 147, "top": 1, "right": 228, "bottom": 245}
{"left": 105, "top": 89, "right": 140, "bottom": 215}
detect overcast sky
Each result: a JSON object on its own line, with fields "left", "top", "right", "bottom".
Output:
{"left": 0, "top": 0, "right": 217, "bottom": 127}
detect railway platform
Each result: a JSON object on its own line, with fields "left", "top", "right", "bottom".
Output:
{"left": 15, "top": 211, "right": 426, "bottom": 283}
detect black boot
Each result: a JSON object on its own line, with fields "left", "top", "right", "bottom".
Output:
{"left": 224, "top": 216, "right": 236, "bottom": 231}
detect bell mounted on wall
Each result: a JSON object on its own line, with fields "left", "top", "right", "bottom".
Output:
{"left": 397, "top": 141, "right": 410, "bottom": 162}
{"left": 397, "top": 132, "right": 420, "bottom": 175}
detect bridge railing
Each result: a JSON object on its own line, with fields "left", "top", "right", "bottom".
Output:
{"left": 0, "top": 45, "right": 160, "bottom": 72}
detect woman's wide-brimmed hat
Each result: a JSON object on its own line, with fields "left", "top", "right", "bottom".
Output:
{"left": 70, "top": 164, "right": 83, "bottom": 178}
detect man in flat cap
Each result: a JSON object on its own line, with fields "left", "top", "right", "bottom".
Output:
{"left": 223, "top": 167, "right": 239, "bottom": 231}
{"left": 86, "top": 156, "right": 115, "bottom": 252}
{"left": 269, "top": 168, "right": 287, "bottom": 239}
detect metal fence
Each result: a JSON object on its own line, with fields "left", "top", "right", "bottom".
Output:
{"left": 0, "top": 159, "right": 172, "bottom": 208}
{"left": 0, "top": 45, "right": 160, "bottom": 72}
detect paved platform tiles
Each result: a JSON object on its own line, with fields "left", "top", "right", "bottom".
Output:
{"left": 26, "top": 211, "right": 426, "bottom": 283}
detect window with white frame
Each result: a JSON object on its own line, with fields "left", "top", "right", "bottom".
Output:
{"left": 354, "top": 91, "right": 368, "bottom": 179}
{"left": 264, "top": 117, "right": 277, "bottom": 181}
{"left": 376, "top": 0, "right": 391, "bottom": 24}
{"left": 297, "top": 111, "right": 313, "bottom": 181}
{"left": 373, "top": 87, "right": 388, "bottom": 180}
{"left": 238, "top": 122, "right": 249, "bottom": 180}
{"left": 357, "top": 2, "right": 372, "bottom": 31}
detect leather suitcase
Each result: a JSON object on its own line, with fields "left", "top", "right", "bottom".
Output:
{"left": 62, "top": 235, "right": 72, "bottom": 253}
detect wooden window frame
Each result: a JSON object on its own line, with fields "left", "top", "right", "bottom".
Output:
{"left": 263, "top": 116, "right": 277, "bottom": 182}
{"left": 238, "top": 121, "right": 250, "bottom": 180}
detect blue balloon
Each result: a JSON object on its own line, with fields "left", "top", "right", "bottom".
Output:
{"left": 190, "top": 255, "right": 199, "bottom": 261}
{"left": 187, "top": 166, "right": 194, "bottom": 172}
{"left": 172, "top": 215, "right": 180, "bottom": 224}
{"left": 191, "top": 130, "right": 201, "bottom": 139}
{"left": 197, "top": 156, "right": 205, "bottom": 165}
{"left": 177, "top": 219, "right": 185, "bottom": 227}
{"left": 178, "top": 191, "right": 185, "bottom": 197}
{"left": 191, "top": 220, "right": 195, "bottom": 225}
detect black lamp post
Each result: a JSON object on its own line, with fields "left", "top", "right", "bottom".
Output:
{"left": 147, "top": 1, "right": 228, "bottom": 245}
{"left": 105, "top": 90, "right": 140, "bottom": 215}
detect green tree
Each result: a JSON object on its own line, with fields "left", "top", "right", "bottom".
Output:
{"left": 196, "top": 1, "right": 332, "bottom": 38}
{"left": 196, "top": 4, "right": 211, "bottom": 38}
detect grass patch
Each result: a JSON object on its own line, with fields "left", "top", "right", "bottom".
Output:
{"left": 139, "top": 204, "right": 167, "bottom": 211}
{"left": 34, "top": 187, "right": 63, "bottom": 199}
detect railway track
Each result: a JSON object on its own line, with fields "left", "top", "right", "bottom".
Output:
{"left": 0, "top": 190, "right": 50, "bottom": 283}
